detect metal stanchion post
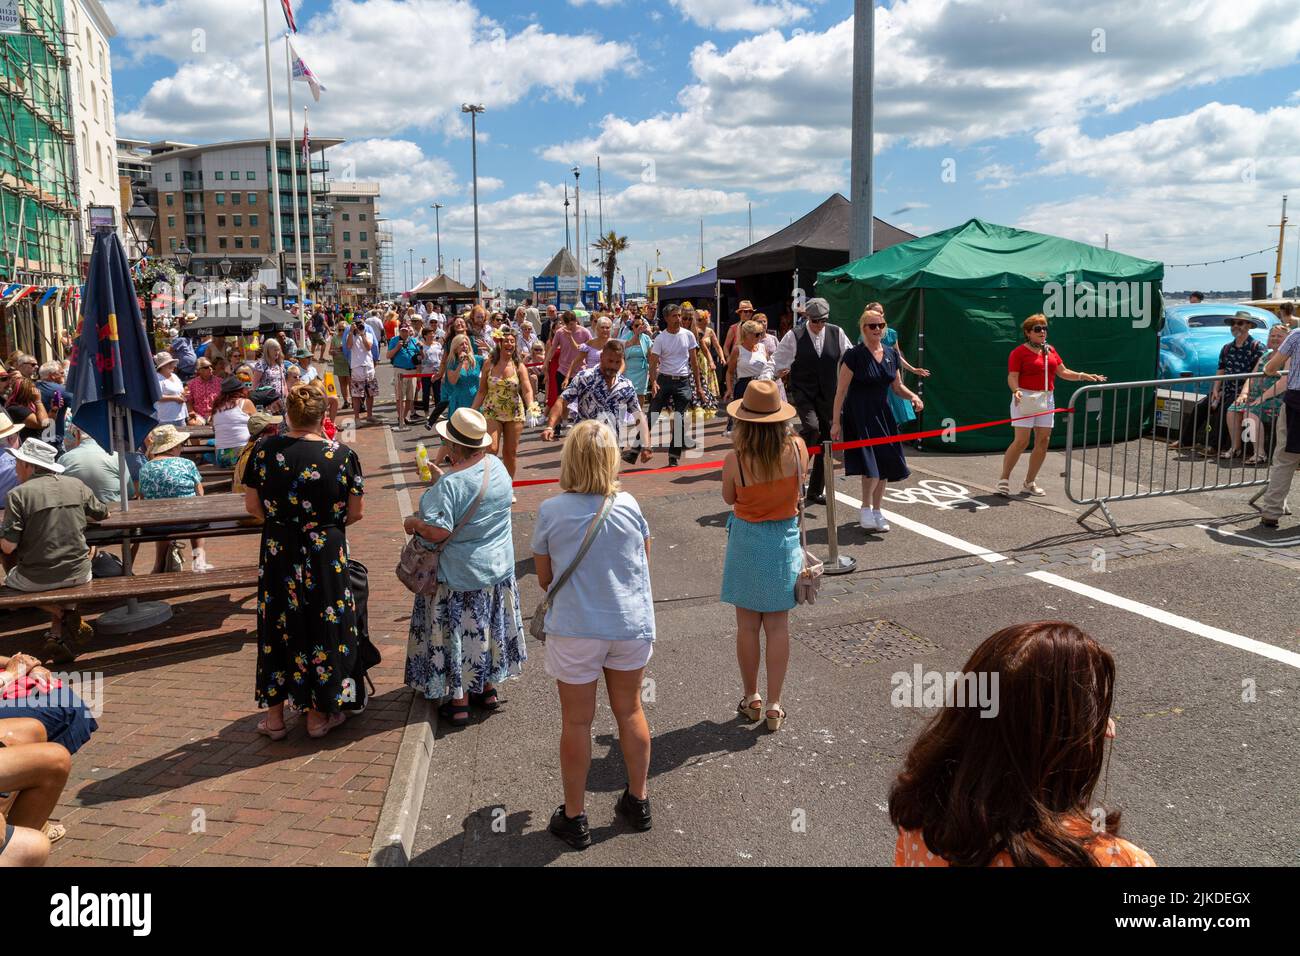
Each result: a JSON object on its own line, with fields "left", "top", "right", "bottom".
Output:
{"left": 821, "top": 440, "right": 856, "bottom": 575}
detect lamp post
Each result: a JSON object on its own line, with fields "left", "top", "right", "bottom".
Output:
{"left": 175, "top": 244, "right": 193, "bottom": 325}
{"left": 431, "top": 203, "right": 443, "bottom": 274}
{"left": 125, "top": 189, "right": 158, "bottom": 339}
{"left": 219, "top": 256, "right": 233, "bottom": 312}
{"left": 462, "top": 103, "right": 485, "bottom": 304}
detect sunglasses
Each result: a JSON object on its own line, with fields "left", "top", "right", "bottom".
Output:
{"left": 1232, "top": 321, "right": 1252, "bottom": 328}
{"left": 1030, "top": 326, "right": 1048, "bottom": 332}
{"left": 865, "top": 322, "right": 886, "bottom": 330}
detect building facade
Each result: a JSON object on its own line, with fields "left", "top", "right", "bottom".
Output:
{"left": 0, "top": 0, "right": 81, "bottom": 360}
{"left": 328, "top": 180, "right": 381, "bottom": 302}
{"left": 64, "top": 0, "right": 120, "bottom": 254}
{"left": 143, "top": 136, "right": 342, "bottom": 292}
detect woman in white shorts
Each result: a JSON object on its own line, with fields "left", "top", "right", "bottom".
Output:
{"left": 999, "top": 313, "right": 1107, "bottom": 496}
{"left": 532, "top": 419, "right": 655, "bottom": 849}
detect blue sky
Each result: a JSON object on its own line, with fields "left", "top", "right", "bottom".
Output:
{"left": 104, "top": 0, "right": 1300, "bottom": 294}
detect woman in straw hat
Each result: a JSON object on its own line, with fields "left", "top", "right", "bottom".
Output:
{"left": 403, "top": 407, "right": 526, "bottom": 728}
{"left": 720, "top": 380, "right": 809, "bottom": 732}
{"left": 153, "top": 352, "right": 189, "bottom": 427}
{"left": 138, "top": 423, "right": 210, "bottom": 572}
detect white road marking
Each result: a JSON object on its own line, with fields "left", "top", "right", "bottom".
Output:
{"left": 1195, "top": 524, "right": 1300, "bottom": 548}
{"left": 834, "top": 491, "right": 1009, "bottom": 563}
{"left": 882, "top": 479, "right": 990, "bottom": 512}
{"left": 834, "top": 490, "right": 1300, "bottom": 670}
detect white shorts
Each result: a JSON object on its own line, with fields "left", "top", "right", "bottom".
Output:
{"left": 396, "top": 373, "right": 417, "bottom": 403}
{"left": 1011, "top": 390, "right": 1056, "bottom": 429}
{"left": 544, "top": 636, "right": 653, "bottom": 685}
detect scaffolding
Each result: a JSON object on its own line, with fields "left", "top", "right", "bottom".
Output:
{"left": 378, "top": 222, "right": 394, "bottom": 297}
{"left": 0, "top": 0, "right": 79, "bottom": 360}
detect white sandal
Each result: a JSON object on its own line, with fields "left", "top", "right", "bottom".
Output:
{"left": 737, "top": 693, "right": 762, "bottom": 722}
{"left": 996, "top": 478, "right": 1010, "bottom": 497}
{"left": 765, "top": 702, "right": 786, "bottom": 732}
{"left": 1022, "top": 481, "right": 1046, "bottom": 497}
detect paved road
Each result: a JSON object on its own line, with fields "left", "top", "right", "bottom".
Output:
{"left": 406, "top": 418, "right": 1300, "bottom": 867}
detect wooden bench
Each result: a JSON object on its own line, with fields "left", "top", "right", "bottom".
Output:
{"left": 0, "top": 566, "right": 261, "bottom": 611}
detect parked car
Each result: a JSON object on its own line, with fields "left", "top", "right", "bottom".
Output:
{"left": 1158, "top": 303, "right": 1280, "bottom": 393}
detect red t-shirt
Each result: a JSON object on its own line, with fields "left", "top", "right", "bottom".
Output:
{"left": 1008, "top": 343, "right": 1063, "bottom": 392}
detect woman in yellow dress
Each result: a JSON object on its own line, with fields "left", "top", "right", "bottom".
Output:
{"left": 472, "top": 328, "right": 535, "bottom": 486}
{"left": 690, "top": 306, "right": 724, "bottom": 420}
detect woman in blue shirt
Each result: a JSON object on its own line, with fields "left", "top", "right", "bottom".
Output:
{"left": 533, "top": 419, "right": 655, "bottom": 848}
{"left": 440, "top": 333, "right": 482, "bottom": 419}
{"left": 403, "top": 408, "right": 525, "bottom": 727}
{"left": 621, "top": 316, "right": 654, "bottom": 407}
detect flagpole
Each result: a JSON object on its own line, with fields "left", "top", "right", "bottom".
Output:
{"left": 284, "top": 34, "right": 306, "bottom": 344}
{"left": 304, "top": 105, "right": 316, "bottom": 297}
{"left": 262, "top": 1, "right": 283, "bottom": 290}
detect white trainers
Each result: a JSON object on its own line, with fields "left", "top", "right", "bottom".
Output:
{"left": 874, "top": 510, "right": 891, "bottom": 532}
{"left": 860, "top": 507, "right": 876, "bottom": 530}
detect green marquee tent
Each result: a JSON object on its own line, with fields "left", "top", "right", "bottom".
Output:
{"left": 816, "top": 219, "right": 1164, "bottom": 451}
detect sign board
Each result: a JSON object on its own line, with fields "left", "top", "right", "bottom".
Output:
{"left": 532, "top": 276, "right": 558, "bottom": 292}
{"left": 583, "top": 276, "right": 603, "bottom": 292}
{"left": 557, "top": 276, "right": 580, "bottom": 292}
{"left": 0, "top": 1, "right": 19, "bottom": 33}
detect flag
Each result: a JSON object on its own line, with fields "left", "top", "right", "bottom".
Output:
{"left": 290, "top": 42, "right": 325, "bottom": 101}
{"left": 280, "top": 0, "right": 298, "bottom": 33}
{"left": 301, "top": 121, "right": 310, "bottom": 167}
{"left": 37, "top": 286, "right": 57, "bottom": 307}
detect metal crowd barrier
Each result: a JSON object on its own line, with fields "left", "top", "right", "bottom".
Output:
{"left": 1064, "top": 371, "right": 1276, "bottom": 535}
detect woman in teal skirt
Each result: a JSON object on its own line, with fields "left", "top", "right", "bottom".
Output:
{"left": 881, "top": 313, "right": 930, "bottom": 427}
{"left": 719, "top": 380, "right": 808, "bottom": 732}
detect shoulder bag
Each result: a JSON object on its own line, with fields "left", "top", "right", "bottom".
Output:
{"left": 395, "top": 459, "right": 491, "bottom": 596}
{"left": 529, "top": 495, "right": 615, "bottom": 643}
{"left": 793, "top": 442, "right": 824, "bottom": 605}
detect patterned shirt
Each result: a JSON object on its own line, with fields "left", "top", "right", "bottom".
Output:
{"left": 188, "top": 373, "right": 223, "bottom": 420}
{"left": 1277, "top": 329, "right": 1300, "bottom": 390}
{"left": 138, "top": 456, "right": 202, "bottom": 500}
{"left": 560, "top": 366, "right": 640, "bottom": 429}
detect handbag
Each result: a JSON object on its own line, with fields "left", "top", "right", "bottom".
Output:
{"left": 395, "top": 459, "right": 491, "bottom": 596}
{"left": 529, "top": 494, "right": 615, "bottom": 643}
{"left": 793, "top": 442, "right": 824, "bottom": 605}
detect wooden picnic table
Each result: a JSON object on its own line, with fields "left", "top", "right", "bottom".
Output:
{"left": 89, "top": 493, "right": 260, "bottom": 536}
{"left": 184, "top": 425, "right": 214, "bottom": 441}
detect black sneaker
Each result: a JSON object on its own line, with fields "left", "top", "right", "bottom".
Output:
{"left": 668, "top": 455, "right": 680, "bottom": 468}
{"left": 548, "top": 805, "right": 592, "bottom": 849}
{"left": 621, "top": 449, "right": 639, "bottom": 465}
{"left": 614, "top": 788, "right": 652, "bottom": 831}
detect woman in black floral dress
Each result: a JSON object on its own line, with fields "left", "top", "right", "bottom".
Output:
{"left": 243, "top": 383, "right": 365, "bottom": 740}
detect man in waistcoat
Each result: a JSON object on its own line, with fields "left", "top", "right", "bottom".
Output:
{"left": 773, "top": 298, "right": 851, "bottom": 504}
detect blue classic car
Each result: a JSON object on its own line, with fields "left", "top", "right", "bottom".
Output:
{"left": 1158, "top": 303, "right": 1281, "bottom": 391}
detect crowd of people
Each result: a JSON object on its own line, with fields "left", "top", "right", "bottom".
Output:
{"left": 20, "top": 285, "right": 1277, "bottom": 869}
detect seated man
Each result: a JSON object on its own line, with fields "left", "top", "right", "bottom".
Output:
{"left": 1, "top": 438, "right": 109, "bottom": 663}
{"left": 0, "top": 712, "right": 73, "bottom": 867}
{"left": 57, "top": 424, "right": 121, "bottom": 505}
{"left": 0, "top": 411, "right": 20, "bottom": 510}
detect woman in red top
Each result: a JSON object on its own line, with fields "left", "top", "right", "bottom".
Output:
{"left": 889, "top": 620, "right": 1155, "bottom": 868}
{"left": 998, "top": 314, "right": 1106, "bottom": 496}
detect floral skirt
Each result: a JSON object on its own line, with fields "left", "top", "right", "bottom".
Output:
{"left": 691, "top": 365, "right": 720, "bottom": 419}
{"left": 404, "top": 577, "right": 527, "bottom": 700}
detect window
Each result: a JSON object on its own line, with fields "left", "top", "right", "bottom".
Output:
{"left": 342, "top": 231, "right": 350, "bottom": 241}
{"left": 247, "top": 193, "right": 257, "bottom": 204}
{"left": 90, "top": 82, "right": 97, "bottom": 121}
{"left": 218, "top": 237, "right": 227, "bottom": 249}
{"left": 233, "top": 215, "right": 242, "bottom": 227}
{"left": 359, "top": 213, "right": 367, "bottom": 221}
{"left": 245, "top": 170, "right": 255, "bottom": 181}
{"left": 96, "top": 149, "right": 103, "bottom": 178}
{"left": 167, "top": 215, "right": 175, "bottom": 228}
{"left": 215, "top": 193, "right": 225, "bottom": 205}
{"left": 169, "top": 237, "right": 177, "bottom": 251}
{"left": 359, "top": 232, "right": 367, "bottom": 241}
{"left": 74, "top": 65, "right": 82, "bottom": 104}
{"left": 344, "top": 249, "right": 351, "bottom": 259}
{"left": 251, "top": 237, "right": 260, "bottom": 249}
{"left": 361, "top": 250, "right": 369, "bottom": 260}
{"left": 103, "top": 94, "right": 110, "bottom": 132}
{"left": 216, "top": 215, "right": 225, "bottom": 227}
{"left": 342, "top": 213, "right": 350, "bottom": 221}
{"left": 99, "top": 41, "right": 107, "bottom": 80}
{"left": 214, "top": 171, "right": 223, "bottom": 180}
{"left": 249, "top": 214, "right": 259, "bottom": 227}
{"left": 231, "top": 171, "right": 240, "bottom": 180}
{"left": 86, "top": 30, "right": 93, "bottom": 65}
{"left": 164, "top": 172, "right": 173, "bottom": 182}
{"left": 231, "top": 193, "right": 240, "bottom": 205}
{"left": 234, "top": 237, "right": 244, "bottom": 249}
{"left": 165, "top": 193, "right": 174, "bottom": 205}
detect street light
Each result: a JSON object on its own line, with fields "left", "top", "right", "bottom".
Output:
{"left": 219, "top": 256, "right": 232, "bottom": 312}
{"left": 462, "top": 103, "right": 485, "bottom": 304}
{"left": 125, "top": 188, "right": 158, "bottom": 338}
{"left": 174, "top": 244, "right": 193, "bottom": 322}
{"left": 431, "top": 203, "right": 443, "bottom": 274}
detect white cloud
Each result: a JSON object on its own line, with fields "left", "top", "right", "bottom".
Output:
{"left": 329, "top": 139, "right": 459, "bottom": 207}
{"left": 114, "top": 0, "right": 633, "bottom": 142}
{"left": 668, "top": 0, "right": 812, "bottom": 32}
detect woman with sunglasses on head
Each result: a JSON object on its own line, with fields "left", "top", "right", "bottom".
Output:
{"left": 998, "top": 314, "right": 1106, "bottom": 497}
{"left": 830, "top": 306, "right": 922, "bottom": 532}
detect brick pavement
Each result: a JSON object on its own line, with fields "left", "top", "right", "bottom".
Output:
{"left": 0, "top": 391, "right": 418, "bottom": 867}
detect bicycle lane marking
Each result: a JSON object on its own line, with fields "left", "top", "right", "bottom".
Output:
{"left": 833, "top": 490, "right": 1300, "bottom": 670}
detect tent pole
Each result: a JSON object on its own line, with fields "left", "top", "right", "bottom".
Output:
{"left": 916, "top": 288, "right": 925, "bottom": 444}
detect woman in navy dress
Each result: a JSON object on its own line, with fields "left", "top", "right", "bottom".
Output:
{"left": 831, "top": 305, "right": 923, "bottom": 533}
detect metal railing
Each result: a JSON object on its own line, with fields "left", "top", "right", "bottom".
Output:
{"left": 1064, "top": 371, "right": 1277, "bottom": 535}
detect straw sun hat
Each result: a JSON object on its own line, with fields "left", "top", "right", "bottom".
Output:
{"left": 726, "top": 379, "right": 796, "bottom": 424}
{"left": 148, "top": 424, "right": 191, "bottom": 457}
{"left": 435, "top": 407, "right": 494, "bottom": 449}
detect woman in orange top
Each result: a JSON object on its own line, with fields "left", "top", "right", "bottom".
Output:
{"left": 889, "top": 620, "right": 1155, "bottom": 867}
{"left": 719, "top": 380, "right": 809, "bottom": 732}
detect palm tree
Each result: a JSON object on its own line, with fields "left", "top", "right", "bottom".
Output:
{"left": 593, "top": 230, "right": 629, "bottom": 303}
